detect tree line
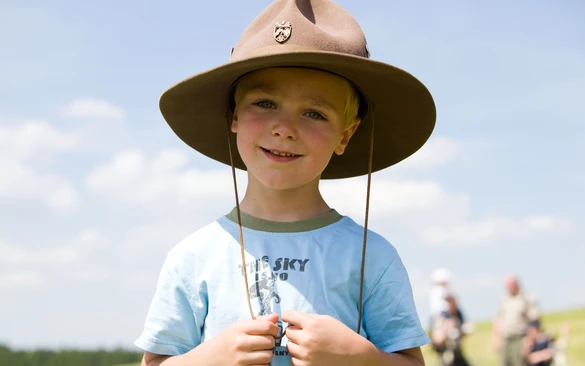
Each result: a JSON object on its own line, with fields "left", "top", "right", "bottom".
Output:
{"left": 0, "top": 344, "right": 142, "bottom": 366}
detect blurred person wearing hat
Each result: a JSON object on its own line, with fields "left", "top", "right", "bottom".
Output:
{"left": 521, "top": 319, "right": 554, "bottom": 366}
{"left": 429, "top": 268, "right": 453, "bottom": 323}
{"left": 134, "top": 1, "right": 437, "bottom": 365}
{"left": 493, "top": 275, "right": 540, "bottom": 366}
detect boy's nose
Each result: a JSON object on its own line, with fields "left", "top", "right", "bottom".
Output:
{"left": 271, "top": 115, "right": 297, "bottom": 140}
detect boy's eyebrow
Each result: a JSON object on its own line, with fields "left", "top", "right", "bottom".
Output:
{"left": 243, "top": 83, "right": 340, "bottom": 112}
{"left": 308, "top": 95, "right": 340, "bottom": 113}
{"left": 244, "top": 84, "right": 279, "bottom": 95}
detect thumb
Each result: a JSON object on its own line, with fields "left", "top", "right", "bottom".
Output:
{"left": 257, "top": 313, "right": 279, "bottom": 323}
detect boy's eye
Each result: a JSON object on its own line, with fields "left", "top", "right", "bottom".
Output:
{"left": 306, "top": 111, "right": 326, "bottom": 120}
{"left": 254, "top": 100, "right": 275, "bottom": 109}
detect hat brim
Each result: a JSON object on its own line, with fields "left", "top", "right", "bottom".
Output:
{"left": 160, "top": 51, "right": 436, "bottom": 179}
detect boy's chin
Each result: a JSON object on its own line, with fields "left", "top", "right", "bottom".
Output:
{"left": 251, "top": 173, "right": 322, "bottom": 192}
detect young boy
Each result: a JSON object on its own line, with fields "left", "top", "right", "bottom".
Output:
{"left": 135, "top": 1, "right": 436, "bottom": 365}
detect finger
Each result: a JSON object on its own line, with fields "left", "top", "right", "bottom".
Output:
{"left": 282, "top": 310, "right": 306, "bottom": 328}
{"left": 257, "top": 313, "right": 280, "bottom": 324}
{"left": 234, "top": 334, "right": 275, "bottom": 354}
{"left": 243, "top": 349, "right": 274, "bottom": 365}
{"left": 246, "top": 319, "right": 280, "bottom": 337}
{"left": 247, "top": 334, "right": 276, "bottom": 351}
{"left": 286, "top": 325, "right": 302, "bottom": 331}
{"left": 285, "top": 340, "right": 304, "bottom": 359}
{"left": 287, "top": 344, "right": 308, "bottom": 366}
{"left": 289, "top": 356, "right": 304, "bottom": 366}
{"left": 283, "top": 325, "right": 302, "bottom": 343}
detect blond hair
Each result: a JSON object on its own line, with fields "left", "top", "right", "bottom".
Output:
{"left": 342, "top": 80, "right": 360, "bottom": 129}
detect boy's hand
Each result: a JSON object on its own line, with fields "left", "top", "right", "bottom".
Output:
{"left": 283, "top": 310, "right": 375, "bottom": 366}
{"left": 210, "top": 313, "right": 280, "bottom": 366}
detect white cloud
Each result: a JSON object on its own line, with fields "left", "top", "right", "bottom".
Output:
{"left": 396, "top": 136, "right": 460, "bottom": 169}
{"left": 117, "top": 220, "right": 201, "bottom": 271}
{"left": 60, "top": 98, "right": 126, "bottom": 121}
{"left": 77, "top": 228, "right": 101, "bottom": 246}
{"left": 321, "top": 176, "right": 471, "bottom": 232}
{"left": 0, "top": 241, "right": 27, "bottom": 262}
{"left": 0, "top": 239, "right": 80, "bottom": 264}
{"left": 0, "top": 230, "right": 103, "bottom": 289}
{"left": 323, "top": 177, "right": 462, "bottom": 214}
{"left": 524, "top": 216, "right": 572, "bottom": 232}
{"left": 0, "top": 271, "right": 42, "bottom": 287}
{"left": 45, "top": 186, "right": 80, "bottom": 212}
{"left": 0, "top": 159, "right": 80, "bottom": 212}
{"left": 85, "top": 149, "right": 243, "bottom": 213}
{"left": 0, "top": 120, "right": 80, "bottom": 212}
{"left": 0, "top": 120, "right": 78, "bottom": 162}
{"left": 423, "top": 215, "right": 573, "bottom": 246}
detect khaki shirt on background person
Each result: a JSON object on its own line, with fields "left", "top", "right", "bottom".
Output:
{"left": 497, "top": 291, "right": 540, "bottom": 338}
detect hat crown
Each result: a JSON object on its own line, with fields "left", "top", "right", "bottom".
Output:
{"left": 231, "top": 0, "right": 369, "bottom": 61}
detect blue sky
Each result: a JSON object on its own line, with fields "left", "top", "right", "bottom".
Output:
{"left": 1, "top": 0, "right": 584, "bottom": 350}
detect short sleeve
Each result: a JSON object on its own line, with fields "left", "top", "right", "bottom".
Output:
{"left": 362, "top": 255, "right": 429, "bottom": 353}
{"left": 134, "top": 253, "right": 205, "bottom": 356}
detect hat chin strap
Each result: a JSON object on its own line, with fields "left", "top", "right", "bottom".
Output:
{"left": 224, "top": 112, "right": 257, "bottom": 325}
{"left": 224, "top": 105, "right": 375, "bottom": 338}
{"left": 356, "top": 103, "right": 375, "bottom": 335}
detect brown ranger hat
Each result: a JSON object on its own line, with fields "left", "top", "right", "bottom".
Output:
{"left": 159, "top": 0, "right": 436, "bottom": 179}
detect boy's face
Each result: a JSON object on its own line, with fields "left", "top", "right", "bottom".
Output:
{"left": 232, "top": 67, "right": 360, "bottom": 191}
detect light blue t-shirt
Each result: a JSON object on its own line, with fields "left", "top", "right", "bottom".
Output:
{"left": 135, "top": 209, "right": 429, "bottom": 364}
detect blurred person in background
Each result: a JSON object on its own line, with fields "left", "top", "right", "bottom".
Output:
{"left": 521, "top": 319, "right": 553, "bottom": 366}
{"left": 429, "top": 268, "right": 453, "bottom": 323}
{"left": 492, "top": 275, "right": 540, "bottom": 366}
{"left": 431, "top": 294, "right": 471, "bottom": 366}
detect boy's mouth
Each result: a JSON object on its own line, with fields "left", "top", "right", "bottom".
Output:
{"left": 262, "top": 147, "right": 300, "bottom": 157}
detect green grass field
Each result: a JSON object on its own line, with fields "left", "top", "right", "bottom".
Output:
{"left": 115, "top": 306, "right": 584, "bottom": 366}
{"left": 422, "top": 307, "right": 585, "bottom": 365}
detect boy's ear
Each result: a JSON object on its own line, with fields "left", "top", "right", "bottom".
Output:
{"left": 230, "top": 108, "right": 239, "bottom": 133}
{"left": 335, "top": 117, "right": 361, "bottom": 155}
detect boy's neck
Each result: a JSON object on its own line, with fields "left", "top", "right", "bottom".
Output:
{"left": 238, "top": 176, "right": 331, "bottom": 222}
